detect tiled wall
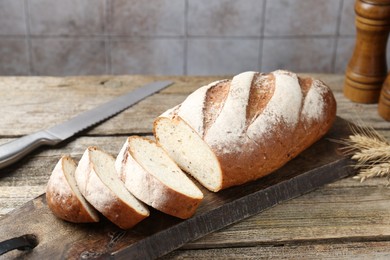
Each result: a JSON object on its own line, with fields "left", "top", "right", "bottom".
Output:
{"left": 0, "top": 0, "right": 369, "bottom": 76}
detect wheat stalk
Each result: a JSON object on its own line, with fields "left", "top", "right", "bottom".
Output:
{"left": 339, "top": 122, "right": 390, "bottom": 182}
{"left": 352, "top": 163, "right": 390, "bottom": 182}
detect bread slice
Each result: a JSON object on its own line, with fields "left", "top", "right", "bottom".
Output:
{"left": 154, "top": 117, "right": 223, "bottom": 192}
{"left": 75, "top": 146, "right": 149, "bottom": 229}
{"left": 115, "top": 136, "right": 203, "bottom": 219}
{"left": 46, "top": 155, "right": 99, "bottom": 223}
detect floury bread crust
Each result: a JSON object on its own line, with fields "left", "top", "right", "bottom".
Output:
{"left": 115, "top": 136, "right": 203, "bottom": 219}
{"left": 75, "top": 147, "right": 149, "bottom": 229}
{"left": 46, "top": 156, "right": 99, "bottom": 223}
{"left": 154, "top": 70, "right": 337, "bottom": 192}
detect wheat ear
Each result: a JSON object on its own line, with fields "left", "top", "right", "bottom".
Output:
{"left": 339, "top": 122, "right": 390, "bottom": 182}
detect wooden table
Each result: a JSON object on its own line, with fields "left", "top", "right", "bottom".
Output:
{"left": 0, "top": 74, "right": 389, "bottom": 259}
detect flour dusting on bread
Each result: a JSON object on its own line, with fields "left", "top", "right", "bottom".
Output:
{"left": 177, "top": 80, "right": 223, "bottom": 136}
{"left": 165, "top": 70, "right": 329, "bottom": 152}
{"left": 205, "top": 71, "right": 255, "bottom": 148}
{"left": 248, "top": 70, "right": 303, "bottom": 139}
{"left": 302, "top": 79, "right": 327, "bottom": 120}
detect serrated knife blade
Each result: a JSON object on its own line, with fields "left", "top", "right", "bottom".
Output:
{"left": 0, "top": 80, "right": 173, "bottom": 170}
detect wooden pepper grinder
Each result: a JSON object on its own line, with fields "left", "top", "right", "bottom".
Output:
{"left": 378, "top": 73, "right": 390, "bottom": 120}
{"left": 344, "top": 0, "right": 390, "bottom": 104}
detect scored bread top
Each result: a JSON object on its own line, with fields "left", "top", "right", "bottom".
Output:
{"left": 163, "top": 70, "right": 335, "bottom": 154}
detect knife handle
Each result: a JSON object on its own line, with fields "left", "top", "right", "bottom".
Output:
{"left": 0, "top": 234, "right": 38, "bottom": 256}
{"left": 0, "top": 130, "right": 61, "bottom": 170}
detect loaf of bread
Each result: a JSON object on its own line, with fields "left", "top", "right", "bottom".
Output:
{"left": 115, "top": 136, "right": 203, "bottom": 219}
{"left": 46, "top": 70, "right": 336, "bottom": 226}
{"left": 154, "top": 70, "right": 337, "bottom": 192}
{"left": 46, "top": 156, "right": 99, "bottom": 223}
{"left": 75, "top": 146, "right": 149, "bottom": 229}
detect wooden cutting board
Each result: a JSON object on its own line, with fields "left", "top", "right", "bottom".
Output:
{"left": 0, "top": 117, "right": 355, "bottom": 259}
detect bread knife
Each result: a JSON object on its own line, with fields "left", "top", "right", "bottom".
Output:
{"left": 0, "top": 80, "right": 173, "bottom": 170}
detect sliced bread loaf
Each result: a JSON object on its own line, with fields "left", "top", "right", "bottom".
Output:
{"left": 46, "top": 155, "right": 99, "bottom": 223}
{"left": 115, "top": 136, "right": 203, "bottom": 219}
{"left": 75, "top": 146, "right": 149, "bottom": 229}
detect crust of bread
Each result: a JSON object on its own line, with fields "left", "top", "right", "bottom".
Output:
{"left": 46, "top": 156, "right": 99, "bottom": 223}
{"left": 154, "top": 70, "right": 337, "bottom": 191}
{"left": 117, "top": 136, "right": 203, "bottom": 219}
{"left": 215, "top": 73, "right": 337, "bottom": 189}
{"left": 75, "top": 146, "right": 149, "bottom": 229}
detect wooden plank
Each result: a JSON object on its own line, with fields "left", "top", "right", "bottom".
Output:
{"left": 0, "top": 117, "right": 353, "bottom": 259}
{"left": 0, "top": 76, "right": 218, "bottom": 136}
{"left": 163, "top": 241, "right": 390, "bottom": 259}
{"left": 184, "top": 183, "right": 390, "bottom": 249}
